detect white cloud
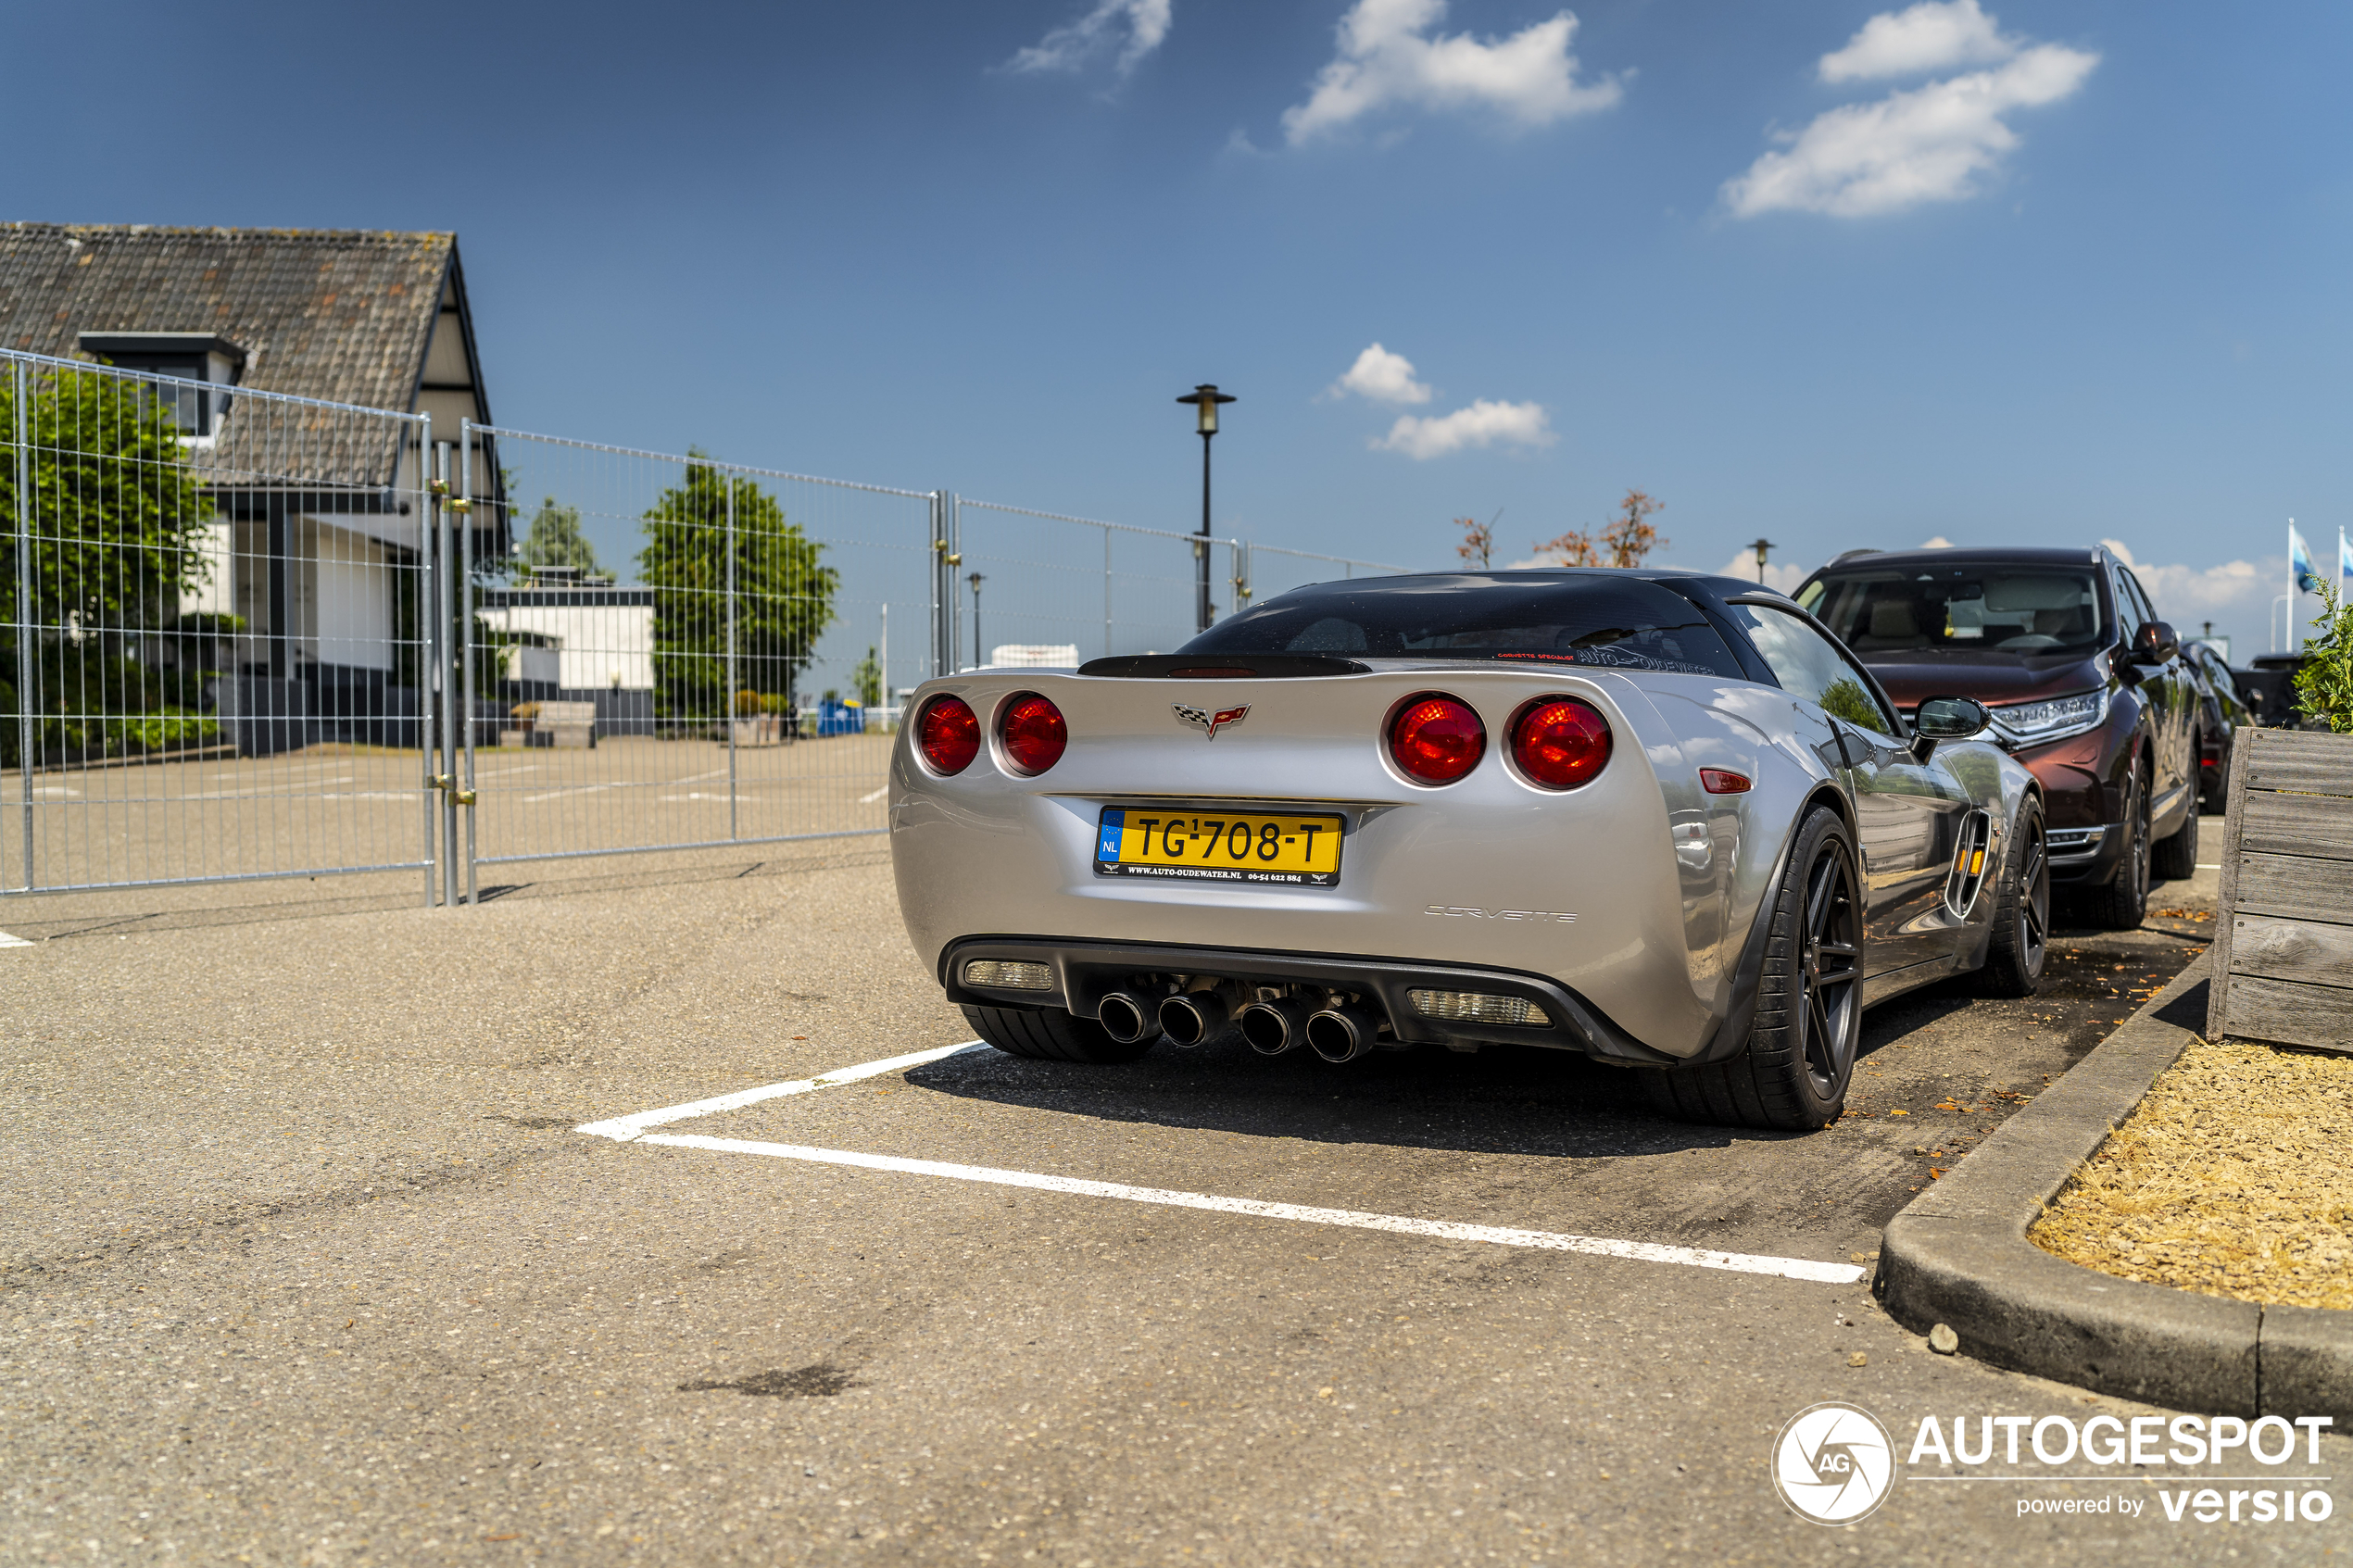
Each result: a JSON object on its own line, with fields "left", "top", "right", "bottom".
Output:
{"left": 1375, "top": 398, "right": 1554, "bottom": 459}
{"left": 1919, "top": 534, "right": 1955, "bottom": 548}
{"left": 1712, "top": 550, "right": 1811, "bottom": 593}
{"left": 2101, "top": 540, "right": 2274, "bottom": 621}
{"left": 1327, "top": 343, "right": 1433, "bottom": 405}
{"left": 1818, "top": 0, "right": 2014, "bottom": 82}
{"left": 1282, "top": 0, "right": 1623, "bottom": 144}
{"left": 1723, "top": 5, "right": 2096, "bottom": 220}
{"left": 1006, "top": 0, "right": 1173, "bottom": 77}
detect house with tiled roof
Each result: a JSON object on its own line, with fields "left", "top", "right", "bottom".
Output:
{"left": 0, "top": 224, "right": 502, "bottom": 741}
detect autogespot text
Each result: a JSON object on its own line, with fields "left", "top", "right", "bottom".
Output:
{"left": 1907, "top": 1412, "right": 2334, "bottom": 1525}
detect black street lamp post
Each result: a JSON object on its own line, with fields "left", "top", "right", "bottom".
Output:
{"left": 967, "top": 571, "right": 985, "bottom": 670}
{"left": 1176, "top": 383, "right": 1236, "bottom": 633}
{"left": 1748, "top": 537, "right": 1778, "bottom": 583}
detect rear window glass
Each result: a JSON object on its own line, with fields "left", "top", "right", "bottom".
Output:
{"left": 1178, "top": 576, "right": 1746, "bottom": 678}
{"left": 1800, "top": 566, "right": 2107, "bottom": 655}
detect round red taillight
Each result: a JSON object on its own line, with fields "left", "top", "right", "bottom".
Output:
{"left": 999, "top": 693, "right": 1067, "bottom": 775}
{"left": 916, "top": 695, "right": 981, "bottom": 775}
{"left": 1388, "top": 694, "right": 1486, "bottom": 784}
{"left": 1511, "top": 696, "right": 1612, "bottom": 790}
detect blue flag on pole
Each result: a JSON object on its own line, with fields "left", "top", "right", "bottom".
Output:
{"left": 2339, "top": 528, "right": 2352, "bottom": 585}
{"left": 2292, "top": 523, "right": 2322, "bottom": 595}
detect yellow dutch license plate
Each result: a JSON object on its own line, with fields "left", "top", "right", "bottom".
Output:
{"left": 1094, "top": 807, "right": 1343, "bottom": 886}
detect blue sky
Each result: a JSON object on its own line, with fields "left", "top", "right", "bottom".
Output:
{"left": 15, "top": 0, "right": 2352, "bottom": 657}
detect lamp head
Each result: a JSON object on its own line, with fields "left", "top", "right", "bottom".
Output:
{"left": 1176, "top": 383, "right": 1238, "bottom": 435}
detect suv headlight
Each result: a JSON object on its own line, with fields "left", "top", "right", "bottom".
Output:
{"left": 1989, "top": 688, "right": 2109, "bottom": 748}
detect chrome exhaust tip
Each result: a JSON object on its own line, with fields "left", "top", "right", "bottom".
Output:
{"left": 1305, "top": 1004, "right": 1381, "bottom": 1064}
{"left": 1098, "top": 992, "right": 1153, "bottom": 1045}
{"left": 1157, "top": 992, "right": 1230, "bottom": 1047}
{"left": 1238, "top": 997, "right": 1312, "bottom": 1057}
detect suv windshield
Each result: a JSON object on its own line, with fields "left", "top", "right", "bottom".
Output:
{"left": 1798, "top": 565, "right": 2108, "bottom": 657}
{"left": 1178, "top": 576, "right": 1745, "bottom": 678}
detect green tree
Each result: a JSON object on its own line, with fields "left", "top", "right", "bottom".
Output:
{"left": 1, "top": 366, "right": 216, "bottom": 765}
{"left": 637, "top": 456, "right": 837, "bottom": 723}
{"left": 514, "top": 495, "right": 603, "bottom": 578}
{"left": 851, "top": 646, "right": 883, "bottom": 708}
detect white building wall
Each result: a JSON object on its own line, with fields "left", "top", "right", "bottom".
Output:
{"left": 305, "top": 520, "right": 396, "bottom": 672}
{"left": 475, "top": 603, "right": 654, "bottom": 691}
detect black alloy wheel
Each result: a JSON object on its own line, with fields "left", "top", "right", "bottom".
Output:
{"left": 1975, "top": 797, "right": 2049, "bottom": 997}
{"left": 1794, "top": 836, "right": 1865, "bottom": 1101}
{"left": 1643, "top": 808, "right": 1863, "bottom": 1132}
{"left": 2086, "top": 763, "right": 2152, "bottom": 930}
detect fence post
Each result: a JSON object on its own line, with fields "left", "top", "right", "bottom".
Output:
{"left": 419, "top": 414, "right": 437, "bottom": 906}
{"left": 927, "top": 493, "right": 943, "bottom": 680}
{"left": 1102, "top": 525, "right": 1112, "bottom": 662}
{"left": 459, "top": 421, "right": 478, "bottom": 907}
{"left": 13, "top": 358, "right": 32, "bottom": 893}
{"left": 948, "top": 493, "right": 963, "bottom": 672}
{"left": 435, "top": 440, "right": 459, "bottom": 910}
{"left": 724, "top": 468, "right": 738, "bottom": 842}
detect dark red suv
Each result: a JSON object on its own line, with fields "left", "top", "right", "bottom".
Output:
{"left": 1794, "top": 546, "right": 2199, "bottom": 928}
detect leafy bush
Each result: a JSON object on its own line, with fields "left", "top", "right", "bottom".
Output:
{"left": 2295, "top": 584, "right": 2353, "bottom": 734}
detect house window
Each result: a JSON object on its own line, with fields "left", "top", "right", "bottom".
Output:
{"left": 76, "top": 332, "right": 245, "bottom": 436}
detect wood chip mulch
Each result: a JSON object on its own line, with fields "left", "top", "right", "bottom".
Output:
{"left": 2029, "top": 1037, "right": 2353, "bottom": 1311}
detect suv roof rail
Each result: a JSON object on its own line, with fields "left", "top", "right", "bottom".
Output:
{"left": 1830, "top": 547, "right": 1881, "bottom": 564}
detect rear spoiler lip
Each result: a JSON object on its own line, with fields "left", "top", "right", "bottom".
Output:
{"left": 1075, "top": 654, "right": 1373, "bottom": 679}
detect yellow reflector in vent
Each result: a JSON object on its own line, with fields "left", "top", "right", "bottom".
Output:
{"left": 1969, "top": 848, "right": 1985, "bottom": 876}
{"left": 963, "top": 960, "right": 1052, "bottom": 991}
{"left": 1407, "top": 989, "right": 1550, "bottom": 1027}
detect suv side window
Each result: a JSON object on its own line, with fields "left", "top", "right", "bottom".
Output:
{"left": 2122, "top": 568, "right": 2159, "bottom": 632}
{"left": 2109, "top": 561, "right": 2151, "bottom": 637}
{"left": 1728, "top": 603, "right": 1905, "bottom": 738}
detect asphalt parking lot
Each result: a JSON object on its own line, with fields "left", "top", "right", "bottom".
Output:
{"left": 5, "top": 811, "right": 2344, "bottom": 1566}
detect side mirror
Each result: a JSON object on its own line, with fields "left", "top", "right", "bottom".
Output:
{"left": 1911, "top": 695, "right": 1991, "bottom": 760}
{"left": 2133, "top": 620, "right": 2180, "bottom": 666}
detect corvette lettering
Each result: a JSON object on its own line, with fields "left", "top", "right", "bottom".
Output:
{"left": 1424, "top": 905, "right": 1578, "bottom": 922}
{"left": 1174, "top": 702, "right": 1250, "bottom": 739}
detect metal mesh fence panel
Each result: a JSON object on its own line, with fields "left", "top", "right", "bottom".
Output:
{"left": 463, "top": 427, "right": 935, "bottom": 871}
{"left": 3, "top": 349, "right": 432, "bottom": 895}
{"left": 2, "top": 358, "right": 1416, "bottom": 901}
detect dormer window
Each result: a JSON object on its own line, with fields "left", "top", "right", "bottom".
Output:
{"left": 77, "top": 332, "right": 245, "bottom": 436}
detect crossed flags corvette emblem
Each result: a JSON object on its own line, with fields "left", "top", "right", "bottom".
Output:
{"left": 1174, "top": 702, "right": 1251, "bottom": 740}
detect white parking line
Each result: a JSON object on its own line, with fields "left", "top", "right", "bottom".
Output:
{"left": 0, "top": 931, "right": 31, "bottom": 948}
{"left": 575, "top": 1042, "right": 987, "bottom": 1141}
{"left": 858, "top": 784, "right": 890, "bottom": 804}
{"left": 637, "top": 1132, "right": 1862, "bottom": 1283}
{"left": 578, "top": 1044, "right": 1865, "bottom": 1286}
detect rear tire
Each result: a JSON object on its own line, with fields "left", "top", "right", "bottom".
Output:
{"left": 2084, "top": 765, "right": 2152, "bottom": 930}
{"left": 961, "top": 1003, "right": 1157, "bottom": 1064}
{"left": 1974, "top": 797, "right": 2049, "bottom": 997}
{"left": 1642, "top": 808, "right": 1863, "bottom": 1132}
{"left": 2151, "top": 795, "right": 2199, "bottom": 882}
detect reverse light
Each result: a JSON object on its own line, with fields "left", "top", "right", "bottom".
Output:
{"left": 1408, "top": 989, "right": 1551, "bottom": 1027}
{"left": 1389, "top": 694, "right": 1486, "bottom": 784}
{"left": 999, "top": 693, "right": 1068, "bottom": 775}
{"left": 963, "top": 960, "right": 1052, "bottom": 991}
{"left": 916, "top": 695, "right": 981, "bottom": 775}
{"left": 1511, "top": 697, "right": 1612, "bottom": 790}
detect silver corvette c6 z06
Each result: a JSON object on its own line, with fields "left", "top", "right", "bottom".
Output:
{"left": 887, "top": 569, "right": 2048, "bottom": 1132}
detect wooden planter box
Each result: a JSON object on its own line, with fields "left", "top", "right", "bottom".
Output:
{"left": 2207, "top": 726, "right": 2353, "bottom": 1053}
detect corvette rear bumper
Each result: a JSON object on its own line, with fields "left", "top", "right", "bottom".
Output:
{"left": 938, "top": 935, "right": 1680, "bottom": 1067}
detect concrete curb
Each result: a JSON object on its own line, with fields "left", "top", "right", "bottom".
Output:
{"left": 1876, "top": 952, "right": 2349, "bottom": 1421}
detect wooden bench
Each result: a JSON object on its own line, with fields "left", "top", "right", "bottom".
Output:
{"left": 501, "top": 700, "right": 598, "bottom": 749}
